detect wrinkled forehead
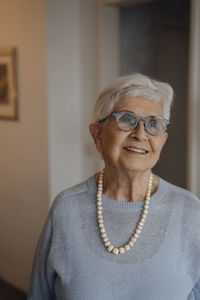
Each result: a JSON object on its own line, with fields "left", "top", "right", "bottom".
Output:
{"left": 113, "top": 96, "right": 164, "bottom": 117}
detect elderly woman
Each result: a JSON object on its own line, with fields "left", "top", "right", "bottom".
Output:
{"left": 28, "top": 73, "right": 200, "bottom": 300}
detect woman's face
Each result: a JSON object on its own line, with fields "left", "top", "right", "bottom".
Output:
{"left": 90, "top": 96, "right": 168, "bottom": 174}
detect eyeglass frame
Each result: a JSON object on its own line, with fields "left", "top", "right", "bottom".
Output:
{"left": 99, "top": 111, "right": 170, "bottom": 136}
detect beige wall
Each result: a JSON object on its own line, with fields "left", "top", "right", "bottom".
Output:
{"left": 0, "top": 0, "right": 49, "bottom": 292}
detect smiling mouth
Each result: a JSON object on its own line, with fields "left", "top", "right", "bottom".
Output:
{"left": 124, "top": 147, "right": 148, "bottom": 154}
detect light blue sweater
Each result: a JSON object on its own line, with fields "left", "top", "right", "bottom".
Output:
{"left": 28, "top": 176, "right": 200, "bottom": 299}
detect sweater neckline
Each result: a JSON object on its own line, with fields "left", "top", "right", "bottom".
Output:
{"left": 87, "top": 175, "right": 168, "bottom": 213}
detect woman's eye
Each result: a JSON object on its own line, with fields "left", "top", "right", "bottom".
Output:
{"left": 149, "top": 120, "right": 160, "bottom": 128}
{"left": 120, "top": 115, "right": 132, "bottom": 123}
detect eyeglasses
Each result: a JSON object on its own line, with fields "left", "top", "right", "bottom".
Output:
{"left": 99, "top": 111, "right": 170, "bottom": 136}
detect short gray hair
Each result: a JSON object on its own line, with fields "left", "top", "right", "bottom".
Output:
{"left": 93, "top": 73, "right": 174, "bottom": 122}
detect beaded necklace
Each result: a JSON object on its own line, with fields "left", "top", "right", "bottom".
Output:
{"left": 97, "top": 170, "right": 153, "bottom": 255}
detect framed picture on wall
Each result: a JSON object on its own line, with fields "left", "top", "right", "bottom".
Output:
{"left": 0, "top": 47, "right": 18, "bottom": 120}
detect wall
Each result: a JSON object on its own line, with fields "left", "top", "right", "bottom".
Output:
{"left": 0, "top": 0, "right": 49, "bottom": 292}
{"left": 46, "top": 0, "right": 98, "bottom": 201}
{"left": 98, "top": 5, "right": 119, "bottom": 91}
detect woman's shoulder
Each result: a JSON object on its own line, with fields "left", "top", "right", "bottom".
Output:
{"left": 160, "top": 177, "right": 200, "bottom": 220}
{"left": 160, "top": 177, "right": 200, "bottom": 203}
{"left": 51, "top": 175, "right": 95, "bottom": 213}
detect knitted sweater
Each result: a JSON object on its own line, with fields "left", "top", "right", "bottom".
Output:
{"left": 28, "top": 176, "right": 200, "bottom": 300}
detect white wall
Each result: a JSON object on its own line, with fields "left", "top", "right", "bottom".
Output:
{"left": 98, "top": 5, "right": 119, "bottom": 91}
{"left": 46, "top": 0, "right": 98, "bottom": 201}
{"left": 0, "top": 0, "right": 49, "bottom": 292}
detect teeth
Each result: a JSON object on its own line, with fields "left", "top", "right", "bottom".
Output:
{"left": 125, "top": 147, "right": 146, "bottom": 154}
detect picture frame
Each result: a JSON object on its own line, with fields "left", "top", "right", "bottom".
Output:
{"left": 0, "top": 47, "right": 18, "bottom": 120}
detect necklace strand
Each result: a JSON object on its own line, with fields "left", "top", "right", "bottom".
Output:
{"left": 97, "top": 170, "right": 153, "bottom": 255}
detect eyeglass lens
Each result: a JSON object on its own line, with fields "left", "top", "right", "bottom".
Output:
{"left": 116, "top": 112, "right": 167, "bottom": 136}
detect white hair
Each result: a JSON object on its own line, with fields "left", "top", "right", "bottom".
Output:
{"left": 93, "top": 73, "right": 174, "bottom": 122}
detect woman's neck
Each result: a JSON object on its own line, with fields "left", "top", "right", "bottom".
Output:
{"left": 96, "top": 168, "right": 159, "bottom": 202}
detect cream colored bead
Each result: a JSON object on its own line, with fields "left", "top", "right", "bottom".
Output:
{"left": 131, "top": 237, "right": 137, "bottom": 243}
{"left": 100, "top": 228, "right": 105, "bottom": 233}
{"left": 136, "top": 229, "right": 141, "bottom": 234}
{"left": 107, "top": 245, "right": 114, "bottom": 252}
{"left": 128, "top": 241, "right": 134, "bottom": 247}
{"left": 134, "top": 233, "right": 139, "bottom": 238}
{"left": 99, "top": 223, "right": 104, "bottom": 228}
{"left": 98, "top": 219, "right": 103, "bottom": 224}
{"left": 139, "top": 221, "right": 144, "bottom": 226}
{"left": 98, "top": 215, "right": 103, "bottom": 219}
{"left": 142, "top": 211, "right": 147, "bottom": 217}
{"left": 119, "top": 247, "right": 125, "bottom": 254}
{"left": 143, "top": 209, "right": 148, "bottom": 214}
{"left": 101, "top": 232, "right": 107, "bottom": 238}
{"left": 97, "top": 201, "right": 102, "bottom": 205}
{"left": 124, "top": 244, "right": 130, "bottom": 251}
{"left": 112, "top": 248, "right": 119, "bottom": 255}
{"left": 105, "top": 241, "right": 111, "bottom": 247}
{"left": 137, "top": 225, "right": 143, "bottom": 230}
{"left": 97, "top": 210, "right": 102, "bottom": 215}
{"left": 103, "top": 237, "right": 108, "bottom": 242}
{"left": 144, "top": 204, "right": 148, "bottom": 209}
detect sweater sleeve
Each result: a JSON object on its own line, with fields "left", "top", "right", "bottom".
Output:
{"left": 27, "top": 211, "right": 56, "bottom": 300}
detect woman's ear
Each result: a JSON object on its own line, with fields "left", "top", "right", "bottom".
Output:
{"left": 89, "top": 123, "right": 103, "bottom": 153}
{"left": 163, "top": 132, "right": 168, "bottom": 145}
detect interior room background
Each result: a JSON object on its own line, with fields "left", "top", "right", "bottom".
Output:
{"left": 0, "top": 0, "right": 200, "bottom": 294}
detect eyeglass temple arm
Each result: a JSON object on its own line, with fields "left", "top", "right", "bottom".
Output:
{"left": 98, "top": 115, "right": 110, "bottom": 123}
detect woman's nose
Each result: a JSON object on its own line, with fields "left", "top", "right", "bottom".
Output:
{"left": 130, "top": 120, "right": 148, "bottom": 141}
